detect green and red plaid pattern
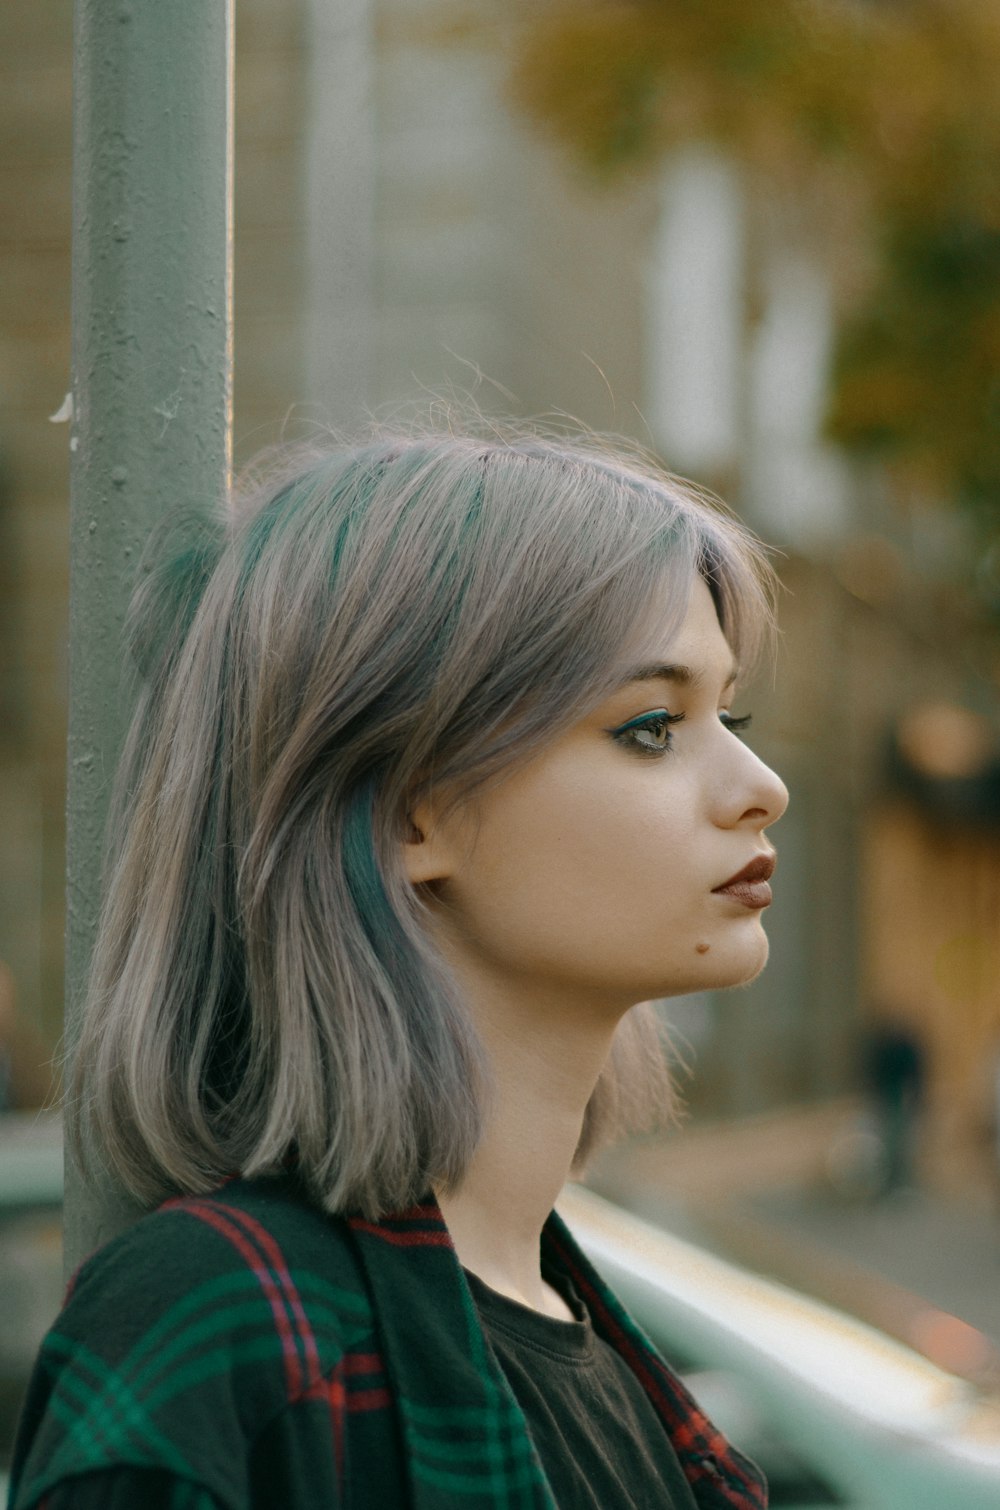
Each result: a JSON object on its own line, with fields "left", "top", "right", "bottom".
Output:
{"left": 8, "top": 1176, "right": 765, "bottom": 1510}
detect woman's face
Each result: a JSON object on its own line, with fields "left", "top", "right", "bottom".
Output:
{"left": 408, "top": 576, "right": 789, "bottom": 1015}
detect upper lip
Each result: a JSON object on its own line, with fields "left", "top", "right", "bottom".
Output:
{"left": 712, "top": 852, "right": 776, "bottom": 891}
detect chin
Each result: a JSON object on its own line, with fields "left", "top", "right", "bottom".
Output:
{"left": 694, "top": 927, "right": 771, "bottom": 993}
{"left": 719, "top": 931, "right": 770, "bottom": 988}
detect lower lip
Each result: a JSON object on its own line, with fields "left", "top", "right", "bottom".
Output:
{"left": 712, "top": 881, "right": 773, "bottom": 910}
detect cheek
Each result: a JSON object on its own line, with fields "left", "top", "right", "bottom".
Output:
{"left": 454, "top": 765, "right": 701, "bottom": 959}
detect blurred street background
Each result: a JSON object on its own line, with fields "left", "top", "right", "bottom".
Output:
{"left": 2, "top": 0, "right": 1000, "bottom": 1492}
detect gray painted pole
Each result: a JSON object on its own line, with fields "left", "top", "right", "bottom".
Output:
{"left": 64, "top": 0, "right": 234, "bottom": 1270}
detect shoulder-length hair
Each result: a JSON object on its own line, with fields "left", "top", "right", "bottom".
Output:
{"left": 69, "top": 424, "right": 776, "bottom": 1218}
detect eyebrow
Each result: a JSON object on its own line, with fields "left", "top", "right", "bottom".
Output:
{"left": 618, "top": 661, "right": 739, "bottom": 692}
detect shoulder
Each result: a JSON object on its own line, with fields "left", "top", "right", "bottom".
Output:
{"left": 65, "top": 1173, "right": 372, "bottom": 1354}
{"left": 76, "top": 1173, "right": 362, "bottom": 1294}
{"left": 10, "top": 1176, "right": 372, "bottom": 1509}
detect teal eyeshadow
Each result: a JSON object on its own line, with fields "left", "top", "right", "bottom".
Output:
{"left": 611, "top": 709, "right": 670, "bottom": 733}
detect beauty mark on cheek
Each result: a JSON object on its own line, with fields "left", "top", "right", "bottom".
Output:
{"left": 695, "top": 943, "right": 710, "bottom": 955}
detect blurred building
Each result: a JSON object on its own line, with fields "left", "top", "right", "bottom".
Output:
{"left": 2, "top": 0, "right": 999, "bottom": 1193}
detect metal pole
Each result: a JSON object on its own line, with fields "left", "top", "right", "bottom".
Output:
{"left": 64, "top": 0, "right": 234, "bottom": 1270}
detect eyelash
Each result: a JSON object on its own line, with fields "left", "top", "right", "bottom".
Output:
{"left": 612, "top": 710, "right": 685, "bottom": 756}
{"left": 611, "top": 709, "right": 753, "bottom": 756}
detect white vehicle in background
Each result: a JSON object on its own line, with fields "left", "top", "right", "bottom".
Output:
{"left": 560, "top": 1185, "right": 1000, "bottom": 1510}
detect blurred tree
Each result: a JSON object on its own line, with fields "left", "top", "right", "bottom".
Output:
{"left": 510, "top": 0, "right": 1000, "bottom": 542}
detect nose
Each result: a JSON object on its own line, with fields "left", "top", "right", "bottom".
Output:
{"left": 720, "top": 742, "right": 789, "bottom": 830}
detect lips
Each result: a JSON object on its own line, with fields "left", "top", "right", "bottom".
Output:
{"left": 711, "top": 852, "right": 776, "bottom": 910}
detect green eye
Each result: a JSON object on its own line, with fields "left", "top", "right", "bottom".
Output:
{"left": 611, "top": 710, "right": 685, "bottom": 755}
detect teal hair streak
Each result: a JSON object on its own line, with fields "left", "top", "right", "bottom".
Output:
{"left": 237, "top": 450, "right": 379, "bottom": 605}
{"left": 127, "top": 513, "right": 225, "bottom": 681}
{"left": 342, "top": 771, "right": 410, "bottom": 975}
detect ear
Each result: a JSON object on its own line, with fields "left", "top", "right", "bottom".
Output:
{"left": 401, "top": 798, "right": 458, "bottom": 885}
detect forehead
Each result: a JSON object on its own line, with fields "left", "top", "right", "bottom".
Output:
{"left": 615, "top": 578, "right": 737, "bottom": 691}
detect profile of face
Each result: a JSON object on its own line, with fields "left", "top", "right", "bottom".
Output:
{"left": 405, "top": 576, "right": 789, "bottom": 1020}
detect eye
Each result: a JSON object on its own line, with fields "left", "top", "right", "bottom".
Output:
{"left": 610, "top": 709, "right": 685, "bottom": 756}
{"left": 720, "top": 711, "right": 752, "bottom": 737}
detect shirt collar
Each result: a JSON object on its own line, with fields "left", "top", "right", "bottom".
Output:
{"left": 347, "top": 1194, "right": 767, "bottom": 1510}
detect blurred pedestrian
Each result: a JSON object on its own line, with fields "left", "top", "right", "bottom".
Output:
{"left": 864, "top": 1016, "right": 926, "bottom": 1195}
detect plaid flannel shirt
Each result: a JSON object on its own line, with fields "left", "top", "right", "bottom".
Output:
{"left": 8, "top": 1174, "right": 766, "bottom": 1509}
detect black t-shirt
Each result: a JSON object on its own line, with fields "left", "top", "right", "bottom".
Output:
{"left": 466, "top": 1263, "right": 700, "bottom": 1510}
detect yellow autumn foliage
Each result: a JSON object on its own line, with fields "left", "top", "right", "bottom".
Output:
{"left": 511, "top": 0, "right": 1000, "bottom": 532}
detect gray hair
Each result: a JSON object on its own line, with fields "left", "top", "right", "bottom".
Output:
{"left": 68, "top": 424, "right": 776, "bottom": 1218}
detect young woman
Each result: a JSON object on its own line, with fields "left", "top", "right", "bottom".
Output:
{"left": 10, "top": 427, "right": 787, "bottom": 1509}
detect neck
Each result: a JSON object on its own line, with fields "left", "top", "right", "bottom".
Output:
{"left": 434, "top": 973, "right": 620, "bottom": 1316}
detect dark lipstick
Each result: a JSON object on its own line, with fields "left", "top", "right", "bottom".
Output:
{"left": 711, "top": 853, "right": 775, "bottom": 910}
